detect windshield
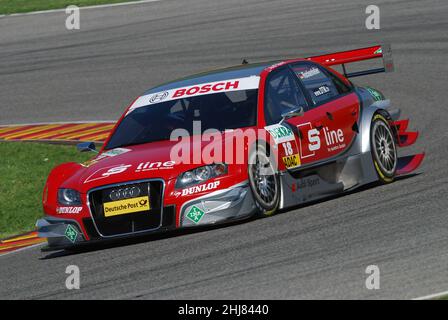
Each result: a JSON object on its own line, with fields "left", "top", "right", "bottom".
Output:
{"left": 106, "top": 89, "right": 258, "bottom": 149}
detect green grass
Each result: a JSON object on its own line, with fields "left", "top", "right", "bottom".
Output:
{"left": 0, "top": 0, "right": 140, "bottom": 15}
{"left": 0, "top": 142, "right": 92, "bottom": 239}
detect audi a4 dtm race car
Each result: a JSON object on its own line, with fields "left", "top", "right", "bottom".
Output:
{"left": 37, "top": 45, "right": 424, "bottom": 250}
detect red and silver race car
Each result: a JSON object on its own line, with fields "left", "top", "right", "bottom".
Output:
{"left": 37, "top": 45, "right": 424, "bottom": 250}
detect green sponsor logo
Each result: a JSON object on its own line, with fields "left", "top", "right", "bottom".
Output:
{"left": 65, "top": 225, "right": 78, "bottom": 243}
{"left": 268, "top": 126, "right": 293, "bottom": 140}
{"left": 186, "top": 205, "right": 205, "bottom": 224}
{"left": 374, "top": 47, "right": 382, "bottom": 54}
{"left": 366, "top": 87, "right": 383, "bottom": 101}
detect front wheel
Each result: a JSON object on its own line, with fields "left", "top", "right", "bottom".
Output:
{"left": 248, "top": 145, "right": 280, "bottom": 217}
{"left": 370, "top": 113, "right": 398, "bottom": 183}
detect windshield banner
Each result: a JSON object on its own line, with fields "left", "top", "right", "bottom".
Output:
{"left": 127, "top": 76, "right": 260, "bottom": 115}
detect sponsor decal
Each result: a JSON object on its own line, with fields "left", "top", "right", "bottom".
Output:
{"left": 308, "top": 128, "right": 321, "bottom": 151}
{"left": 101, "top": 148, "right": 131, "bottom": 158}
{"left": 135, "top": 160, "right": 175, "bottom": 172}
{"left": 176, "top": 181, "right": 221, "bottom": 197}
{"left": 298, "top": 177, "right": 320, "bottom": 189}
{"left": 291, "top": 177, "right": 320, "bottom": 192}
{"left": 101, "top": 164, "right": 131, "bottom": 177}
{"left": 313, "top": 85, "right": 330, "bottom": 97}
{"left": 103, "top": 196, "right": 150, "bottom": 217}
{"left": 149, "top": 91, "right": 169, "bottom": 104}
{"left": 173, "top": 191, "right": 182, "bottom": 198}
{"left": 297, "top": 67, "right": 320, "bottom": 79}
{"left": 172, "top": 81, "right": 240, "bottom": 99}
{"left": 57, "top": 207, "right": 82, "bottom": 214}
{"left": 297, "top": 122, "right": 346, "bottom": 158}
{"left": 322, "top": 126, "right": 346, "bottom": 152}
{"left": 374, "top": 47, "right": 382, "bottom": 54}
{"left": 186, "top": 205, "right": 205, "bottom": 224}
{"left": 265, "top": 61, "right": 287, "bottom": 72}
{"left": 81, "top": 159, "right": 96, "bottom": 168}
{"left": 366, "top": 87, "right": 383, "bottom": 101}
{"left": 265, "top": 124, "right": 295, "bottom": 144}
{"left": 84, "top": 164, "right": 132, "bottom": 183}
{"left": 81, "top": 148, "right": 131, "bottom": 167}
{"left": 280, "top": 141, "right": 301, "bottom": 169}
{"left": 127, "top": 76, "right": 260, "bottom": 114}
{"left": 297, "top": 123, "right": 317, "bottom": 158}
{"left": 282, "top": 154, "right": 301, "bottom": 169}
{"left": 109, "top": 186, "right": 141, "bottom": 201}
{"left": 65, "top": 225, "right": 78, "bottom": 243}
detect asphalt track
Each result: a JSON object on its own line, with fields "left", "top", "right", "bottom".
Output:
{"left": 1, "top": 0, "right": 448, "bottom": 299}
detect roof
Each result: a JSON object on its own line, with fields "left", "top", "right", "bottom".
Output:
{"left": 143, "top": 61, "right": 280, "bottom": 94}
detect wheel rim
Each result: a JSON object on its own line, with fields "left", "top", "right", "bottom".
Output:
{"left": 249, "top": 150, "right": 278, "bottom": 207}
{"left": 372, "top": 120, "right": 397, "bottom": 176}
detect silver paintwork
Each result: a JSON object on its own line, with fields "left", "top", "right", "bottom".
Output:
{"left": 36, "top": 216, "right": 85, "bottom": 246}
{"left": 179, "top": 181, "right": 256, "bottom": 227}
{"left": 278, "top": 89, "right": 397, "bottom": 210}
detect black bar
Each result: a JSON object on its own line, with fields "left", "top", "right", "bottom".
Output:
{"left": 342, "top": 63, "right": 347, "bottom": 77}
{"left": 345, "top": 67, "right": 386, "bottom": 78}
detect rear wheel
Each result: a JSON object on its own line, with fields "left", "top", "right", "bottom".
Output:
{"left": 248, "top": 145, "right": 280, "bottom": 216}
{"left": 370, "top": 113, "right": 397, "bottom": 183}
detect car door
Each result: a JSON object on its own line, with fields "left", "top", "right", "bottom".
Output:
{"left": 263, "top": 66, "right": 314, "bottom": 170}
{"left": 286, "top": 62, "right": 360, "bottom": 167}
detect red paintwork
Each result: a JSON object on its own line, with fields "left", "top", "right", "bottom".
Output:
{"left": 306, "top": 45, "right": 383, "bottom": 67}
{"left": 43, "top": 131, "right": 253, "bottom": 231}
{"left": 398, "top": 131, "right": 419, "bottom": 147}
{"left": 285, "top": 93, "right": 360, "bottom": 166}
{"left": 42, "top": 46, "right": 423, "bottom": 241}
{"left": 392, "top": 119, "right": 424, "bottom": 174}
{"left": 397, "top": 153, "right": 425, "bottom": 176}
{"left": 392, "top": 119, "right": 419, "bottom": 148}
{"left": 392, "top": 119, "right": 409, "bottom": 133}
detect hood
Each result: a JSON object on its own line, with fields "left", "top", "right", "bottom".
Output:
{"left": 61, "top": 129, "right": 255, "bottom": 193}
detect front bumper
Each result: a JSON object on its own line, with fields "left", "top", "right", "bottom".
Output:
{"left": 179, "top": 181, "right": 256, "bottom": 227}
{"left": 36, "top": 216, "right": 86, "bottom": 248}
{"left": 37, "top": 181, "right": 256, "bottom": 250}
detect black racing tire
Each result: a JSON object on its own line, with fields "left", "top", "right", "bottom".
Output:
{"left": 248, "top": 144, "right": 280, "bottom": 217}
{"left": 370, "top": 113, "right": 398, "bottom": 183}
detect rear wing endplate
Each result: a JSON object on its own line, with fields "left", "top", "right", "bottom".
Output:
{"left": 306, "top": 44, "right": 394, "bottom": 78}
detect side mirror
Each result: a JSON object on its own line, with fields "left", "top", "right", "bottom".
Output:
{"left": 280, "top": 106, "right": 304, "bottom": 124}
{"left": 77, "top": 142, "right": 97, "bottom": 153}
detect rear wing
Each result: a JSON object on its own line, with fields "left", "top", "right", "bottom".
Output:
{"left": 306, "top": 44, "right": 394, "bottom": 78}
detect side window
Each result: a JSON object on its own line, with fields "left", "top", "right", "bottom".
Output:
{"left": 291, "top": 63, "right": 349, "bottom": 106}
{"left": 327, "top": 70, "right": 351, "bottom": 94}
{"left": 264, "top": 68, "right": 308, "bottom": 125}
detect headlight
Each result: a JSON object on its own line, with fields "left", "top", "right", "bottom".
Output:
{"left": 176, "top": 164, "right": 228, "bottom": 188}
{"left": 58, "top": 189, "right": 82, "bottom": 205}
{"left": 194, "top": 166, "right": 212, "bottom": 181}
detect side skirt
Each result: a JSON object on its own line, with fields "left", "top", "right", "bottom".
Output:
{"left": 279, "top": 152, "right": 378, "bottom": 209}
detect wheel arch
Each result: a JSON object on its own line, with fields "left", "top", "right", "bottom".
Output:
{"left": 247, "top": 138, "right": 281, "bottom": 216}
{"left": 357, "top": 101, "right": 393, "bottom": 154}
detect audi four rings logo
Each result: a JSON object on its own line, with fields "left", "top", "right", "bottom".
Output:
{"left": 149, "top": 91, "right": 169, "bottom": 104}
{"left": 109, "top": 186, "right": 141, "bottom": 201}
